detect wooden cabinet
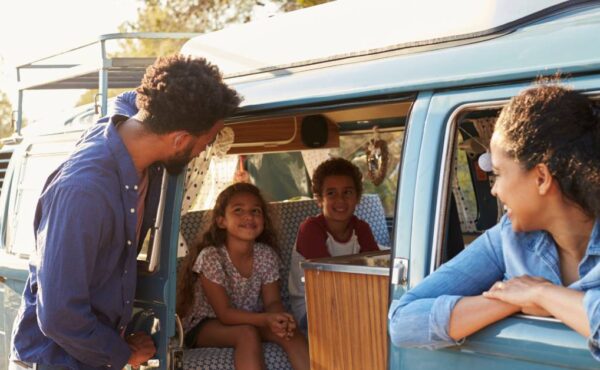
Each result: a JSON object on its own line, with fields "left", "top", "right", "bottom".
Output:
{"left": 303, "top": 252, "right": 390, "bottom": 370}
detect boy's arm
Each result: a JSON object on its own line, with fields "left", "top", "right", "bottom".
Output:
{"left": 355, "top": 219, "right": 379, "bottom": 251}
{"left": 296, "top": 218, "right": 329, "bottom": 259}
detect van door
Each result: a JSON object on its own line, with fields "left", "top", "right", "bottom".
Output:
{"left": 388, "top": 74, "right": 600, "bottom": 369}
{"left": 0, "top": 135, "right": 78, "bottom": 370}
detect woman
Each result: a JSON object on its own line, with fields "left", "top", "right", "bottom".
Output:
{"left": 388, "top": 83, "right": 600, "bottom": 360}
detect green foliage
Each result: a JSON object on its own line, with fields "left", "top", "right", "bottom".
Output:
{"left": 78, "top": 0, "right": 333, "bottom": 104}
{"left": 0, "top": 91, "right": 14, "bottom": 139}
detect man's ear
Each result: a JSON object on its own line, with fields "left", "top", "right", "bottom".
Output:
{"left": 535, "top": 163, "right": 554, "bottom": 195}
{"left": 169, "top": 131, "right": 192, "bottom": 150}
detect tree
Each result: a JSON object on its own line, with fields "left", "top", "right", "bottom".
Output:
{"left": 77, "top": 0, "right": 332, "bottom": 106}
{"left": 0, "top": 91, "right": 14, "bottom": 139}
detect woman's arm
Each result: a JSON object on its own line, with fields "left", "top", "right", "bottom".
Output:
{"left": 483, "top": 276, "right": 589, "bottom": 336}
{"left": 448, "top": 296, "right": 520, "bottom": 340}
{"left": 389, "top": 221, "right": 507, "bottom": 348}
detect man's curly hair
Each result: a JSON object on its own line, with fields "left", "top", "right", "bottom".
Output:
{"left": 312, "top": 157, "right": 363, "bottom": 198}
{"left": 136, "top": 55, "right": 241, "bottom": 135}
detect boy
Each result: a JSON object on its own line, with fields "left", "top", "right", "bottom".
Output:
{"left": 288, "top": 157, "right": 379, "bottom": 330}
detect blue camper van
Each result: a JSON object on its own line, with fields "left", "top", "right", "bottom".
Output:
{"left": 1, "top": 1, "right": 600, "bottom": 369}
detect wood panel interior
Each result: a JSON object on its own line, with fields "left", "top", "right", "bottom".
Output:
{"left": 304, "top": 269, "right": 389, "bottom": 370}
{"left": 227, "top": 115, "right": 339, "bottom": 155}
{"left": 226, "top": 101, "right": 410, "bottom": 155}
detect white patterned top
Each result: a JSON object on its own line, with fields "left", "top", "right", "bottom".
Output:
{"left": 182, "top": 243, "right": 281, "bottom": 333}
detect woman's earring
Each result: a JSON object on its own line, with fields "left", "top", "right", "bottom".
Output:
{"left": 478, "top": 152, "right": 492, "bottom": 172}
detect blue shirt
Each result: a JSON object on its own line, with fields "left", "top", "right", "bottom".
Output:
{"left": 388, "top": 215, "right": 600, "bottom": 360}
{"left": 11, "top": 112, "right": 162, "bottom": 369}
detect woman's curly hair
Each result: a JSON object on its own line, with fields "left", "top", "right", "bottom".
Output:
{"left": 311, "top": 157, "right": 363, "bottom": 198}
{"left": 176, "top": 182, "right": 279, "bottom": 318}
{"left": 495, "top": 83, "right": 600, "bottom": 217}
{"left": 136, "top": 55, "right": 242, "bottom": 135}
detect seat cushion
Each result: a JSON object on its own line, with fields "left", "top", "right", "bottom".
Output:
{"left": 183, "top": 343, "right": 293, "bottom": 370}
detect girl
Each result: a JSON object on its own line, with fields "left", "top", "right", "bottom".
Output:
{"left": 177, "top": 183, "right": 310, "bottom": 370}
{"left": 389, "top": 83, "right": 600, "bottom": 361}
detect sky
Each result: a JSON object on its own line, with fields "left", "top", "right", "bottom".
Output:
{"left": 0, "top": 0, "right": 139, "bottom": 123}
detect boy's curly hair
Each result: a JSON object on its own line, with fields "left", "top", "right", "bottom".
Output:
{"left": 311, "top": 157, "right": 363, "bottom": 198}
{"left": 136, "top": 55, "right": 242, "bottom": 135}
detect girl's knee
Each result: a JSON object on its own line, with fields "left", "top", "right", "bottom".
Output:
{"left": 234, "top": 325, "right": 261, "bottom": 346}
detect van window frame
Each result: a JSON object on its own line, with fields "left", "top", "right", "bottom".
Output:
{"left": 4, "top": 139, "right": 76, "bottom": 257}
{"left": 431, "top": 93, "right": 600, "bottom": 325}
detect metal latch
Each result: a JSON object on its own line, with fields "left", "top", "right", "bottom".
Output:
{"left": 391, "top": 257, "right": 408, "bottom": 286}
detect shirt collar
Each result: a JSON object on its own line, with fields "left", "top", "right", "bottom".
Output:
{"left": 103, "top": 115, "right": 141, "bottom": 187}
{"left": 586, "top": 219, "right": 600, "bottom": 256}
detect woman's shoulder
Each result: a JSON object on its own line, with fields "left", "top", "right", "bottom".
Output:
{"left": 482, "top": 215, "right": 548, "bottom": 251}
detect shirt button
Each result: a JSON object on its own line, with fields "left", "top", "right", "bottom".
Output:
{"left": 130, "top": 208, "right": 135, "bottom": 213}
{"left": 106, "top": 365, "right": 112, "bottom": 368}
{"left": 126, "top": 300, "right": 131, "bottom": 304}
{"left": 125, "top": 185, "right": 129, "bottom": 190}
{"left": 127, "top": 240, "right": 132, "bottom": 245}
{"left": 134, "top": 185, "right": 139, "bottom": 190}
{"left": 120, "top": 326, "right": 124, "bottom": 330}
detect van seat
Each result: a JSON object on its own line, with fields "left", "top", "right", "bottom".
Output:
{"left": 178, "top": 194, "right": 390, "bottom": 369}
{"left": 183, "top": 343, "right": 292, "bottom": 370}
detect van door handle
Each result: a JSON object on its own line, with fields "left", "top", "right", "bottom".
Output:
{"left": 391, "top": 257, "right": 408, "bottom": 286}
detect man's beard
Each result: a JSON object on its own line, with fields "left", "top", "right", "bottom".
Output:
{"left": 163, "top": 143, "right": 194, "bottom": 175}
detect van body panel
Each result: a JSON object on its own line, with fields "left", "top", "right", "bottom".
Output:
{"left": 230, "top": 4, "right": 600, "bottom": 112}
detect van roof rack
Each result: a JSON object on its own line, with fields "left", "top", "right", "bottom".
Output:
{"left": 182, "top": 0, "right": 578, "bottom": 78}
{"left": 15, "top": 32, "right": 200, "bottom": 134}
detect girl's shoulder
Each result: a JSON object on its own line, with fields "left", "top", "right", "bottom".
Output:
{"left": 193, "top": 245, "right": 225, "bottom": 270}
{"left": 254, "top": 242, "right": 280, "bottom": 260}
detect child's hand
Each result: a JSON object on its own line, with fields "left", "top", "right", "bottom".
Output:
{"left": 264, "top": 312, "right": 294, "bottom": 338}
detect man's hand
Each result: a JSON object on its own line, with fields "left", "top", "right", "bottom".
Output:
{"left": 126, "top": 331, "right": 156, "bottom": 368}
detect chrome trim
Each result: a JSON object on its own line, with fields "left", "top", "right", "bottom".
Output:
{"left": 430, "top": 100, "right": 507, "bottom": 273}
{"left": 391, "top": 257, "right": 409, "bottom": 286}
{"left": 301, "top": 250, "right": 390, "bottom": 277}
{"left": 148, "top": 171, "right": 168, "bottom": 273}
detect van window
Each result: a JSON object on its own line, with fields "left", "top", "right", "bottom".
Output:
{"left": 6, "top": 141, "right": 74, "bottom": 256}
{"left": 332, "top": 126, "right": 404, "bottom": 218}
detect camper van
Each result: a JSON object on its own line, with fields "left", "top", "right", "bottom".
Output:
{"left": 1, "top": 1, "right": 600, "bottom": 369}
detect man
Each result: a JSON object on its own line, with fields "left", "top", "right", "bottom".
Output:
{"left": 10, "top": 55, "right": 241, "bottom": 370}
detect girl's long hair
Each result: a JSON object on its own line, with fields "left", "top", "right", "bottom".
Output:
{"left": 176, "top": 182, "right": 279, "bottom": 318}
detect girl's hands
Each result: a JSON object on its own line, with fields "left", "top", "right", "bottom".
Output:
{"left": 264, "top": 312, "right": 296, "bottom": 340}
{"left": 483, "top": 275, "right": 553, "bottom": 316}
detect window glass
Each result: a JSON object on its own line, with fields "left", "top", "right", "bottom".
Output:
{"left": 330, "top": 129, "right": 404, "bottom": 217}
{"left": 7, "top": 143, "right": 74, "bottom": 256}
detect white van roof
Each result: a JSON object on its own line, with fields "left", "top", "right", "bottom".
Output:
{"left": 182, "top": 0, "right": 568, "bottom": 77}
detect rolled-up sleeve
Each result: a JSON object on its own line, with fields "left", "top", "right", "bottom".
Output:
{"left": 583, "top": 288, "right": 600, "bottom": 360}
{"left": 389, "top": 222, "right": 505, "bottom": 349}
{"left": 36, "top": 185, "right": 130, "bottom": 368}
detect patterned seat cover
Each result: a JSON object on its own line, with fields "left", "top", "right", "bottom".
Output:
{"left": 178, "top": 194, "right": 390, "bottom": 369}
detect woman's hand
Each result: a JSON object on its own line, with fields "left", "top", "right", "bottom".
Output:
{"left": 483, "top": 275, "right": 553, "bottom": 315}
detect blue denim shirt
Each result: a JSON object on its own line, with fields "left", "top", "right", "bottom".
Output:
{"left": 388, "top": 215, "right": 600, "bottom": 360}
{"left": 11, "top": 107, "right": 162, "bottom": 369}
